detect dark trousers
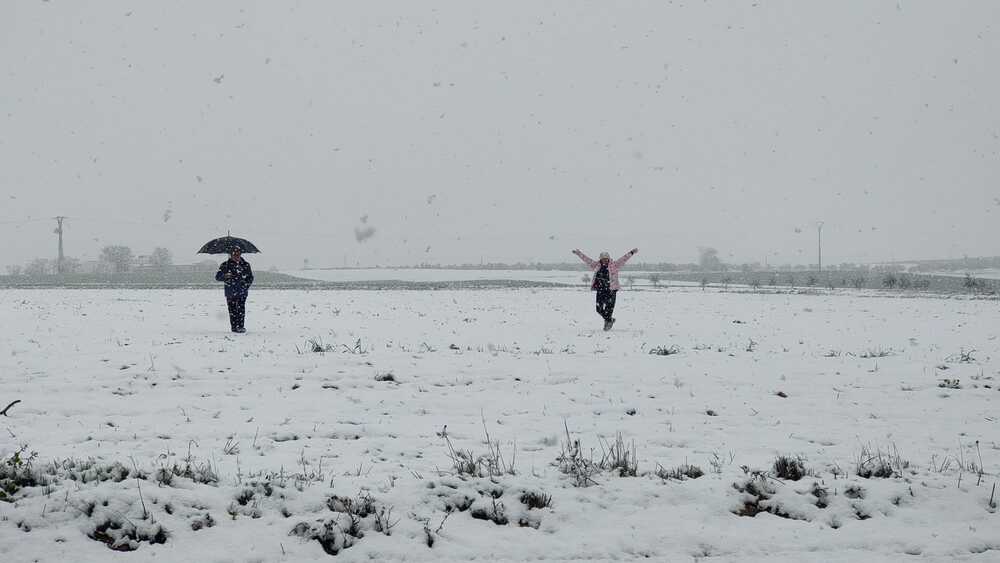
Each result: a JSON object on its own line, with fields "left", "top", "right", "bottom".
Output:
{"left": 596, "top": 290, "right": 617, "bottom": 322}
{"left": 226, "top": 295, "right": 247, "bottom": 331}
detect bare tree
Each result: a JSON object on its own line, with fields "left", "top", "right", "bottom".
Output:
{"left": 648, "top": 273, "right": 661, "bottom": 287}
{"left": 195, "top": 259, "right": 218, "bottom": 272}
{"left": 100, "top": 245, "right": 134, "bottom": 274}
{"left": 963, "top": 273, "right": 982, "bottom": 293}
{"left": 24, "top": 258, "right": 51, "bottom": 277}
{"left": 5, "top": 265, "right": 22, "bottom": 276}
{"left": 62, "top": 257, "right": 81, "bottom": 274}
{"left": 150, "top": 247, "right": 173, "bottom": 271}
{"left": 698, "top": 247, "right": 724, "bottom": 271}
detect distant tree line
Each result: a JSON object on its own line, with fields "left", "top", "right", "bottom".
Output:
{"left": 4, "top": 246, "right": 217, "bottom": 277}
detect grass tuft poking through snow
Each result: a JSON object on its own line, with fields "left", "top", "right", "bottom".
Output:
{"left": 655, "top": 462, "right": 705, "bottom": 481}
{"left": 856, "top": 444, "right": 909, "bottom": 479}
{"left": 772, "top": 455, "right": 808, "bottom": 481}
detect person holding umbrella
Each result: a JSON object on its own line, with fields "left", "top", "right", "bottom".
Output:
{"left": 199, "top": 235, "right": 259, "bottom": 333}
{"left": 216, "top": 248, "right": 253, "bottom": 333}
{"left": 572, "top": 247, "right": 638, "bottom": 331}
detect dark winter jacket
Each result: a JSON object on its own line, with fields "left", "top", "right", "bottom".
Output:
{"left": 593, "top": 265, "right": 611, "bottom": 291}
{"left": 216, "top": 258, "right": 254, "bottom": 298}
{"left": 574, "top": 250, "right": 636, "bottom": 291}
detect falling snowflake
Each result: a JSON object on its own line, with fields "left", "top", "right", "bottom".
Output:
{"left": 354, "top": 225, "right": 376, "bottom": 243}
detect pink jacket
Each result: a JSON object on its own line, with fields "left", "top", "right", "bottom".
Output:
{"left": 574, "top": 250, "right": 636, "bottom": 291}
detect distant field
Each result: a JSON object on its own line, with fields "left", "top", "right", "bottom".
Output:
{"left": 2, "top": 268, "right": 996, "bottom": 295}
{"left": 929, "top": 269, "right": 1000, "bottom": 280}
{"left": 289, "top": 269, "right": 996, "bottom": 296}
{"left": 285, "top": 268, "right": 690, "bottom": 287}
{"left": 0, "top": 271, "right": 311, "bottom": 289}
{"left": 0, "top": 271, "right": 568, "bottom": 290}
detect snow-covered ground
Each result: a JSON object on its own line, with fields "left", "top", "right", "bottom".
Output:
{"left": 1, "top": 287, "right": 998, "bottom": 562}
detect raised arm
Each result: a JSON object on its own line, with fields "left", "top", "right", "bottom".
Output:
{"left": 572, "top": 249, "right": 597, "bottom": 268}
{"left": 614, "top": 248, "right": 639, "bottom": 268}
{"left": 215, "top": 263, "right": 228, "bottom": 282}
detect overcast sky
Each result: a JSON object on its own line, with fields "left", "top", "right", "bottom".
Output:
{"left": 2, "top": 1, "right": 998, "bottom": 269}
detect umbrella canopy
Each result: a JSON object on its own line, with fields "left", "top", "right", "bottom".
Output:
{"left": 198, "top": 236, "right": 261, "bottom": 255}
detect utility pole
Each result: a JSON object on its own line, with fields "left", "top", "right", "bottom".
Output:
{"left": 816, "top": 221, "right": 824, "bottom": 274}
{"left": 54, "top": 216, "right": 67, "bottom": 274}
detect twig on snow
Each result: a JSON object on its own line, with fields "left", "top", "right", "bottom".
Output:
{"left": 1, "top": 400, "right": 21, "bottom": 416}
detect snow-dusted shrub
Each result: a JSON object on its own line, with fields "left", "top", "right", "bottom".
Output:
{"left": 372, "top": 505, "right": 399, "bottom": 536}
{"left": 655, "top": 463, "right": 704, "bottom": 481}
{"left": 305, "top": 338, "right": 333, "bottom": 353}
{"left": 154, "top": 457, "right": 218, "bottom": 487}
{"left": 89, "top": 516, "right": 167, "bottom": 552}
{"left": 441, "top": 421, "right": 516, "bottom": 478}
{"left": 945, "top": 348, "right": 976, "bottom": 363}
{"left": 556, "top": 434, "right": 600, "bottom": 487}
{"left": 859, "top": 347, "right": 893, "bottom": 358}
{"left": 374, "top": 371, "right": 397, "bottom": 382}
{"left": 772, "top": 455, "right": 808, "bottom": 481}
{"left": 600, "top": 433, "right": 638, "bottom": 477}
{"left": 189, "top": 512, "right": 216, "bottom": 531}
{"left": 289, "top": 519, "right": 357, "bottom": 556}
{"left": 856, "top": 444, "right": 908, "bottom": 479}
{"left": 470, "top": 496, "right": 509, "bottom": 525}
{"left": 649, "top": 345, "right": 680, "bottom": 356}
{"left": 289, "top": 491, "right": 396, "bottom": 554}
{"left": 0, "top": 445, "right": 40, "bottom": 501}
{"left": 519, "top": 490, "right": 553, "bottom": 510}
{"left": 48, "top": 458, "right": 143, "bottom": 484}
{"left": 731, "top": 474, "right": 781, "bottom": 518}
{"left": 811, "top": 482, "right": 830, "bottom": 508}
{"left": 327, "top": 492, "right": 376, "bottom": 518}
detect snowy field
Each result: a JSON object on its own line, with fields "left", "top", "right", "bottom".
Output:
{"left": 1, "top": 288, "right": 999, "bottom": 562}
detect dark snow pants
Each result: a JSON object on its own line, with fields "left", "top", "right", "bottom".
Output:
{"left": 595, "top": 290, "right": 617, "bottom": 322}
{"left": 226, "top": 295, "right": 247, "bottom": 331}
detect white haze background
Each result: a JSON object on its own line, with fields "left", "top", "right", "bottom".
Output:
{"left": 2, "top": 1, "right": 998, "bottom": 269}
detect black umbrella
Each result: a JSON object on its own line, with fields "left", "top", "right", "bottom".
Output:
{"left": 198, "top": 235, "right": 261, "bottom": 255}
